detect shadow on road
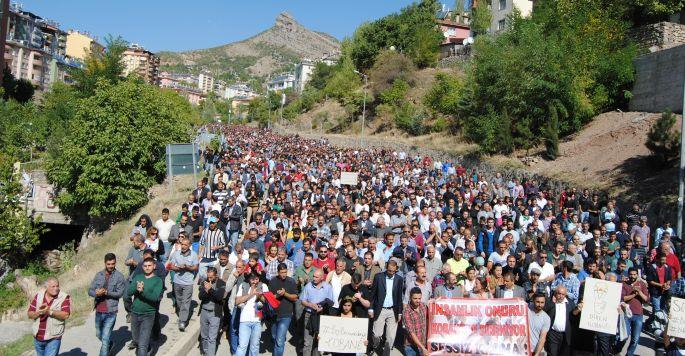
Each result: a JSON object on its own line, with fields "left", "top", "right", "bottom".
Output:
{"left": 59, "top": 347, "right": 87, "bottom": 356}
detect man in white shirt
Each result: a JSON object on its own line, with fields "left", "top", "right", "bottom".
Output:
{"left": 154, "top": 208, "right": 176, "bottom": 262}
{"left": 527, "top": 252, "right": 556, "bottom": 283}
{"left": 544, "top": 285, "right": 581, "bottom": 356}
{"left": 487, "top": 242, "right": 510, "bottom": 271}
{"left": 499, "top": 220, "right": 520, "bottom": 245}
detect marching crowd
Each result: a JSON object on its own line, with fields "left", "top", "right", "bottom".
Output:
{"left": 27, "top": 125, "right": 685, "bottom": 356}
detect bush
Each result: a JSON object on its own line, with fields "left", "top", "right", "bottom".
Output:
{"left": 432, "top": 117, "right": 449, "bottom": 132}
{"left": 394, "top": 103, "right": 426, "bottom": 136}
{"left": 424, "top": 72, "right": 464, "bottom": 118}
{"left": 380, "top": 79, "right": 410, "bottom": 107}
{"left": 369, "top": 51, "right": 416, "bottom": 95}
{"left": 0, "top": 273, "right": 25, "bottom": 314}
{"left": 646, "top": 110, "right": 680, "bottom": 166}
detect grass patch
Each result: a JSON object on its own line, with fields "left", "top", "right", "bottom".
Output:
{"left": 20, "top": 261, "right": 55, "bottom": 284}
{"left": 0, "top": 333, "right": 33, "bottom": 356}
{"left": 0, "top": 274, "right": 27, "bottom": 315}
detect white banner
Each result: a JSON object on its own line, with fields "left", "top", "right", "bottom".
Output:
{"left": 669, "top": 297, "right": 685, "bottom": 338}
{"left": 579, "top": 278, "right": 622, "bottom": 334}
{"left": 317, "top": 315, "right": 368, "bottom": 354}
{"left": 340, "top": 171, "right": 359, "bottom": 186}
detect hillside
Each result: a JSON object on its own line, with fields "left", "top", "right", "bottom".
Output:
{"left": 158, "top": 12, "right": 340, "bottom": 80}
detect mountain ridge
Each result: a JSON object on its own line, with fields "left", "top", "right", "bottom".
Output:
{"left": 158, "top": 12, "right": 340, "bottom": 81}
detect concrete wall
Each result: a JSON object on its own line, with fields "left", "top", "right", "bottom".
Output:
{"left": 629, "top": 44, "right": 685, "bottom": 114}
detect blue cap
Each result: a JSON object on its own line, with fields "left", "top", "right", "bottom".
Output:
{"left": 208, "top": 216, "right": 219, "bottom": 223}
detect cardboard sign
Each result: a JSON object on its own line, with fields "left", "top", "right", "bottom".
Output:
{"left": 427, "top": 298, "right": 531, "bottom": 355}
{"left": 318, "top": 315, "right": 368, "bottom": 353}
{"left": 669, "top": 297, "right": 685, "bottom": 338}
{"left": 340, "top": 171, "right": 359, "bottom": 186}
{"left": 579, "top": 277, "right": 622, "bottom": 334}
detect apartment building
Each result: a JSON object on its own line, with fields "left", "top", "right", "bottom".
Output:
{"left": 3, "top": 3, "right": 78, "bottom": 91}
{"left": 198, "top": 71, "right": 214, "bottom": 94}
{"left": 294, "top": 59, "right": 315, "bottom": 93}
{"left": 490, "top": 0, "right": 533, "bottom": 33}
{"left": 65, "top": 30, "right": 103, "bottom": 61}
{"left": 267, "top": 72, "right": 295, "bottom": 92}
{"left": 122, "top": 44, "right": 160, "bottom": 85}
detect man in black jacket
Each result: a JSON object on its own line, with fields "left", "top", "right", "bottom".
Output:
{"left": 199, "top": 267, "right": 226, "bottom": 356}
{"left": 224, "top": 196, "right": 243, "bottom": 246}
{"left": 370, "top": 260, "right": 404, "bottom": 356}
{"left": 544, "top": 285, "right": 581, "bottom": 356}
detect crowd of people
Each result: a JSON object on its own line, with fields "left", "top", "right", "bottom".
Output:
{"left": 27, "top": 125, "right": 685, "bottom": 356}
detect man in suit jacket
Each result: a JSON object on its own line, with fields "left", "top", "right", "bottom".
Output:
{"left": 223, "top": 196, "right": 243, "bottom": 246}
{"left": 544, "top": 285, "right": 581, "bottom": 356}
{"left": 370, "top": 260, "right": 404, "bottom": 356}
{"left": 495, "top": 272, "right": 526, "bottom": 299}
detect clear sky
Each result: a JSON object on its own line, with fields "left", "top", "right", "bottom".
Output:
{"left": 17, "top": 0, "right": 421, "bottom": 52}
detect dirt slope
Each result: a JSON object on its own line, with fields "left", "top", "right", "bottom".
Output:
{"left": 523, "top": 111, "right": 679, "bottom": 201}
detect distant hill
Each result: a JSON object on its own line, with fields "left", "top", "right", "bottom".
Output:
{"left": 158, "top": 12, "right": 340, "bottom": 82}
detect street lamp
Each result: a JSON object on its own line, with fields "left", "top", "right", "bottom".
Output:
{"left": 354, "top": 70, "right": 368, "bottom": 148}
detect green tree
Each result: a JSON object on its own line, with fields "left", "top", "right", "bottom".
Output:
{"left": 543, "top": 101, "right": 566, "bottom": 160}
{"left": 308, "top": 62, "right": 336, "bottom": 91}
{"left": 497, "top": 109, "right": 515, "bottom": 154}
{"left": 471, "top": 0, "right": 493, "bottom": 35}
{"left": 460, "top": 1, "right": 635, "bottom": 154}
{"left": 348, "top": 0, "right": 443, "bottom": 70}
{"left": 2, "top": 67, "right": 35, "bottom": 103}
{"left": 0, "top": 153, "right": 43, "bottom": 266}
{"left": 69, "top": 35, "right": 128, "bottom": 97}
{"left": 646, "top": 110, "right": 681, "bottom": 166}
{"left": 46, "top": 79, "right": 193, "bottom": 221}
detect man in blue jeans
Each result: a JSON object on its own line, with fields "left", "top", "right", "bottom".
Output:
{"left": 234, "top": 273, "right": 268, "bottom": 356}
{"left": 88, "top": 253, "right": 127, "bottom": 356}
{"left": 27, "top": 277, "right": 71, "bottom": 356}
{"left": 268, "top": 263, "right": 299, "bottom": 356}
{"left": 617, "top": 267, "right": 649, "bottom": 355}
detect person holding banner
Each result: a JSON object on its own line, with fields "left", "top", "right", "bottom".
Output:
{"left": 528, "top": 292, "right": 551, "bottom": 356}
{"left": 403, "top": 287, "right": 429, "bottom": 356}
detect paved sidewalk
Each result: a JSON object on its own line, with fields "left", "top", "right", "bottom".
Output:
{"left": 57, "top": 275, "right": 199, "bottom": 356}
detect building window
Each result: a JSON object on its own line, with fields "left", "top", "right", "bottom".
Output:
{"left": 498, "top": 19, "right": 506, "bottom": 31}
{"left": 499, "top": 0, "right": 507, "bottom": 10}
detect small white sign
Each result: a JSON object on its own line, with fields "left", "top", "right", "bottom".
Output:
{"left": 318, "top": 315, "right": 368, "bottom": 354}
{"left": 670, "top": 297, "right": 685, "bottom": 338}
{"left": 340, "top": 172, "right": 359, "bottom": 186}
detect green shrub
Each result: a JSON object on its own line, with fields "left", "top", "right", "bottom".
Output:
{"left": 394, "top": 103, "right": 426, "bottom": 136}
{"left": 380, "top": 79, "right": 409, "bottom": 107}
{"left": 432, "top": 117, "right": 448, "bottom": 132}
{"left": 646, "top": 110, "right": 680, "bottom": 166}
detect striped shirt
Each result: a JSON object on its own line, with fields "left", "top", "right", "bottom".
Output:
{"left": 214, "top": 189, "right": 229, "bottom": 207}
{"left": 28, "top": 293, "right": 71, "bottom": 341}
{"left": 199, "top": 227, "right": 226, "bottom": 259}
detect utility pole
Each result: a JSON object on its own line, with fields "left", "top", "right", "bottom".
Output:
{"left": 354, "top": 70, "right": 368, "bottom": 148}
{"left": 0, "top": 0, "right": 9, "bottom": 86}
{"left": 678, "top": 74, "right": 685, "bottom": 242}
